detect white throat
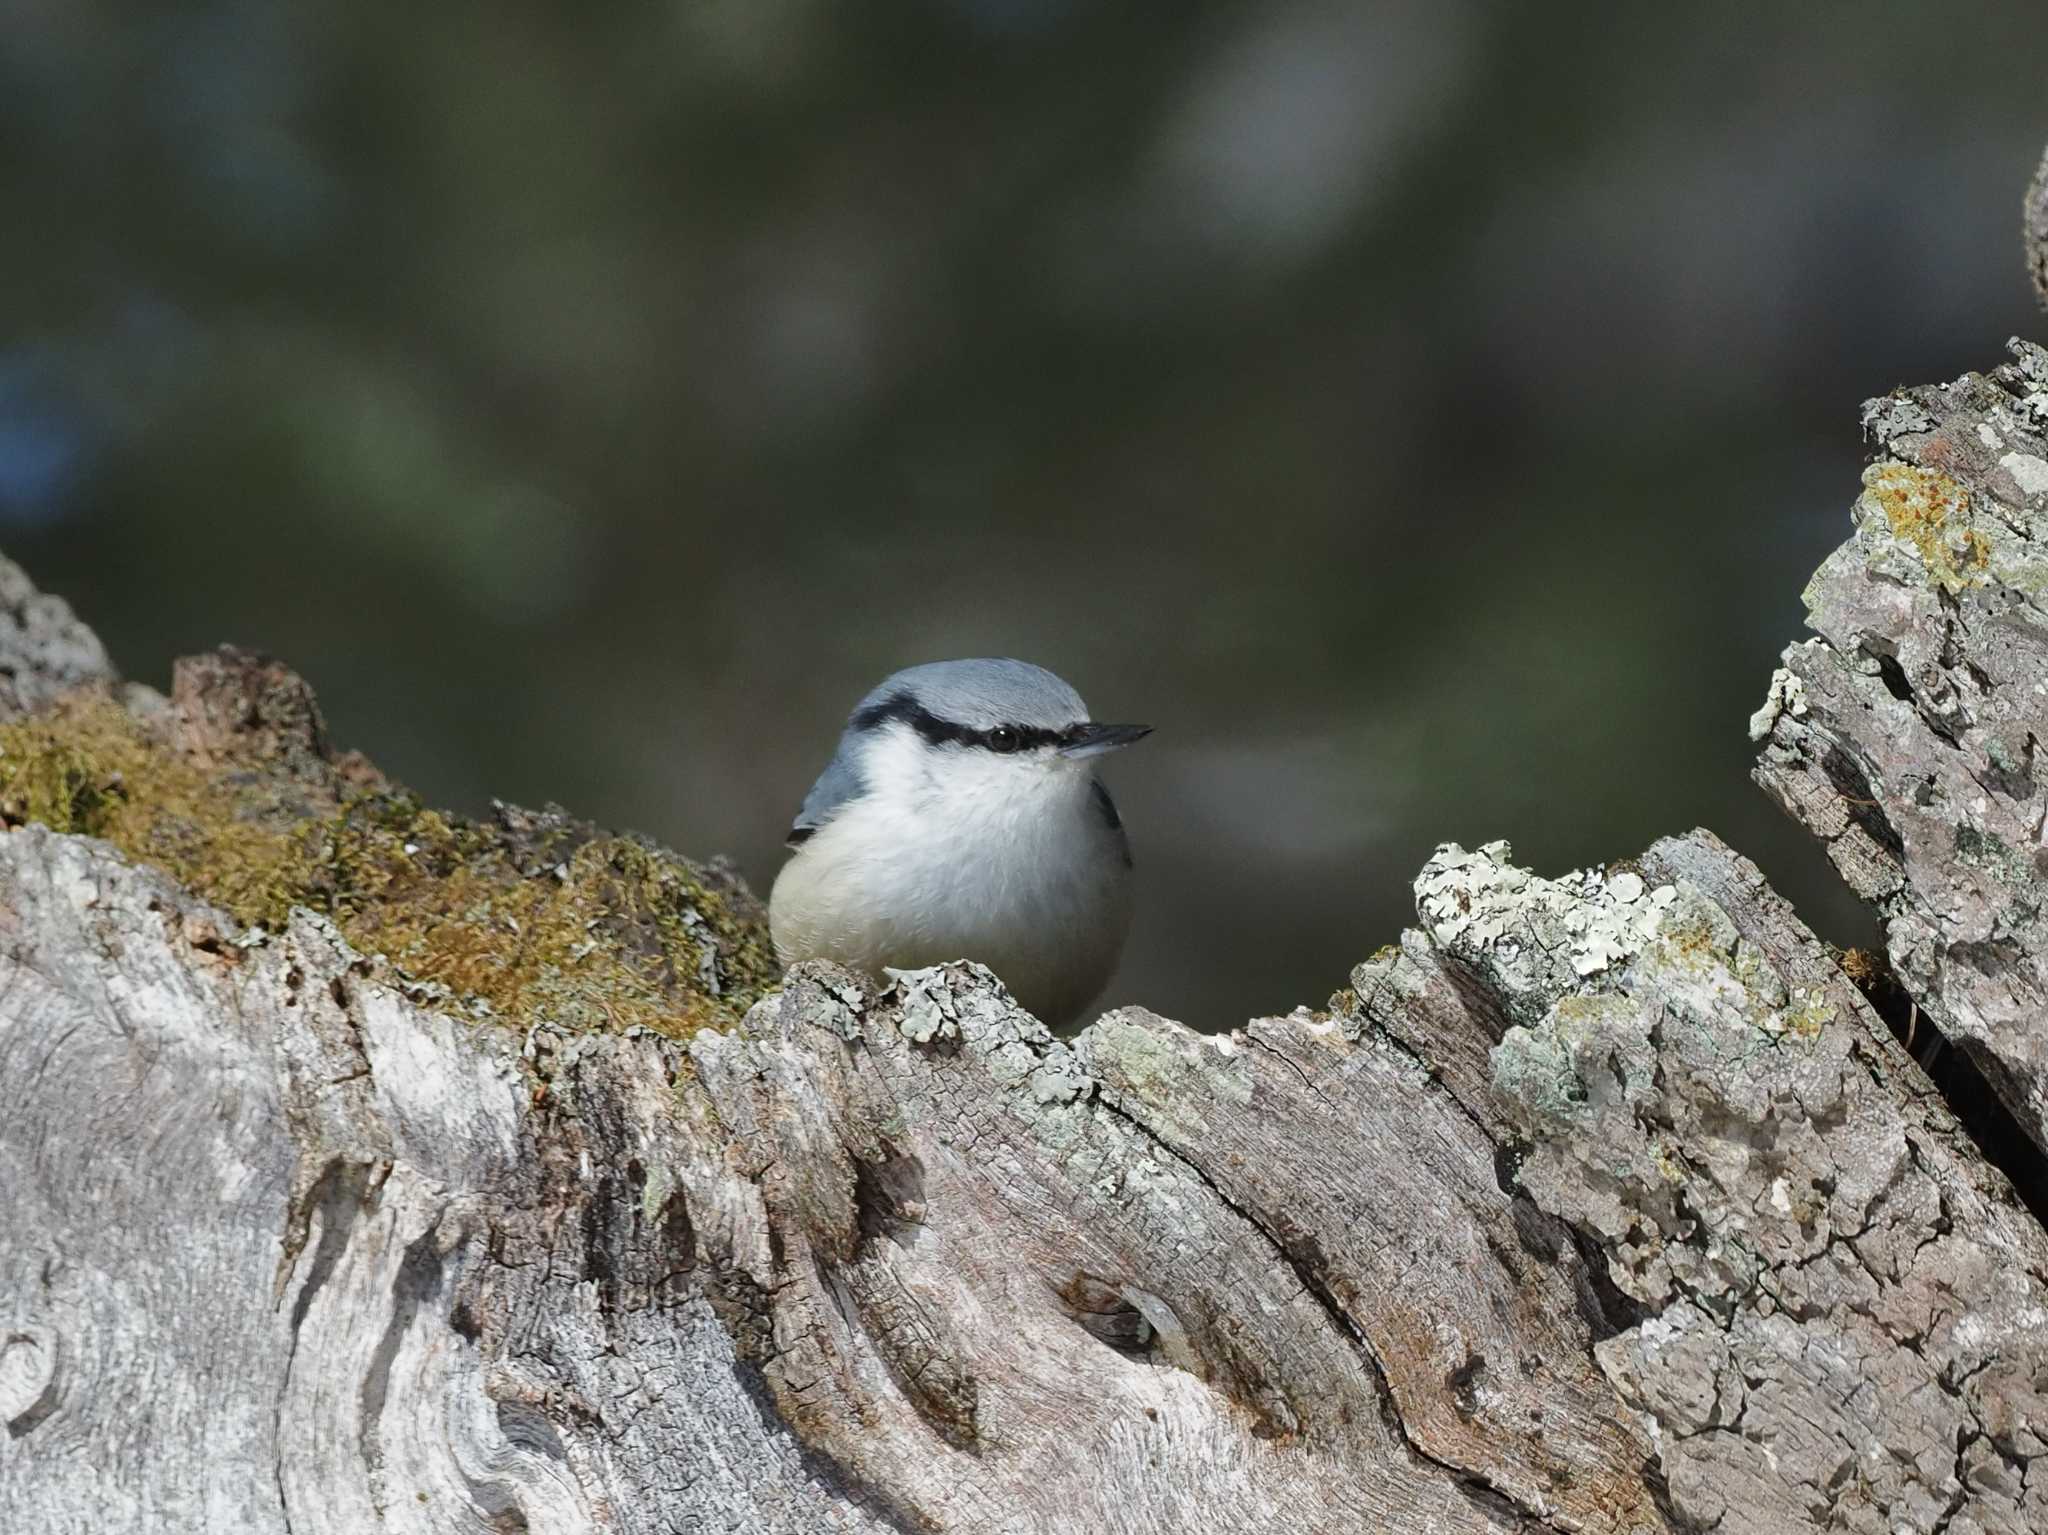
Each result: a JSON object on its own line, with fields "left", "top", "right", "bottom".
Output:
{"left": 768, "top": 723, "right": 1134, "bottom": 1028}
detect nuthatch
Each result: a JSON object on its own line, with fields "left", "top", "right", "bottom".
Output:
{"left": 770, "top": 659, "right": 1149, "bottom": 1029}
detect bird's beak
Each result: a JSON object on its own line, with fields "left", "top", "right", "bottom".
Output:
{"left": 1059, "top": 722, "right": 1153, "bottom": 760}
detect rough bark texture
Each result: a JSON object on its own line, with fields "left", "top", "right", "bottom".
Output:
{"left": 2028, "top": 145, "right": 2048, "bottom": 314}
{"left": 0, "top": 548, "right": 2042, "bottom": 1535}
{"left": 0, "top": 557, "right": 116, "bottom": 721}
{"left": 9, "top": 321, "right": 2048, "bottom": 1528}
{"left": 1754, "top": 338, "right": 2048, "bottom": 1162}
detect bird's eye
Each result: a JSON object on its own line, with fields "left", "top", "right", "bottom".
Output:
{"left": 987, "top": 726, "right": 1021, "bottom": 753}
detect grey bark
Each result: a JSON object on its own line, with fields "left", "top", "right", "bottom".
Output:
{"left": 1754, "top": 338, "right": 2048, "bottom": 1162}
{"left": 1, "top": 537, "right": 2045, "bottom": 1535}
{"left": 2027, "top": 145, "right": 2048, "bottom": 313}
{"left": 10, "top": 180, "right": 2048, "bottom": 1528}
{"left": 0, "top": 559, "right": 116, "bottom": 722}
{"left": 8, "top": 807, "right": 2046, "bottom": 1535}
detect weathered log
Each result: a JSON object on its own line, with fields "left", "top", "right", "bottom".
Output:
{"left": 3, "top": 515, "right": 2046, "bottom": 1533}
{"left": 18, "top": 142, "right": 2048, "bottom": 1529}
{"left": 1754, "top": 338, "right": 2048, "bottom": 1163}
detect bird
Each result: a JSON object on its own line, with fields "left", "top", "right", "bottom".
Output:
{"left": 769, "top": 658, "right": 1150, "bottom": 1030}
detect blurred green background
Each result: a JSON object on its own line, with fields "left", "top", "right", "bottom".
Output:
{"left": 5, "top": 2, "right": 2045, "bottom": 1027}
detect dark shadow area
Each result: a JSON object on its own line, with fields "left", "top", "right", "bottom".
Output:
{"left": 1843, "top": 947, "right": 2048, "bottom": 1234}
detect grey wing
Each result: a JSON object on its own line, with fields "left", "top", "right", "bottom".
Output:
{"left": 787, "top": 737, "right": 866, "bottom": 846}
{"left": 1090, "top": 778, "right": 1133, "bottom": 869}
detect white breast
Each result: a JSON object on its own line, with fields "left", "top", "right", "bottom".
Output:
{"left": 769, "top": 726, "right": 1133, "bottom": 1029}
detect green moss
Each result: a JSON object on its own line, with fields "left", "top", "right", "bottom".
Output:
{"left": 0, "top": 693, "right": 778, "bottom": 1039}
{"left": 0, "top": 693, "right": 325, "bottom": 919}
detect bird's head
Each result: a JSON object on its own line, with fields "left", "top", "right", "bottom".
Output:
{"left": 855, "top": 657, "right": 1147, "bottom": 765}
{"left": 790, "top": 658, "right": 1150, "bottom": 846}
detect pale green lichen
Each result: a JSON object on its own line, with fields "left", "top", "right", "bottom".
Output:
{"left": 1415, "top": 841, "right": 1679, "bottom": 1022}
{"left": 1345, "top": 940, "right": 1427, "bottom": 1036}
{"left": 1747, "top": 665, "right": 1810, "bottom": 743}
{"left": 641, "top": 1160, "right": 678, "bottom": 1226}
{"left": 1986, "top": 732, "right": 2029, "bottom": 780}
{"left": 1439, "top": 844, "right": 1838, "bottom": 1127}
{"left": 1952, "top": 822, "right": 2035, "bottom": 892}
{"left": 1769, "top": 986, "right": 1836, "bottom": 1042}
{"left": 894, "top": 970, "right": 961, "bottom": 1045}
{"left": 1078, "top": 1010, "right": 1250, "bottom": 1140}
{"left": 1998, "top": 448, "right": 2048, "bottom": 497}
{"left": 1489, "top": 994, "right": 1623, "bottom": 1124}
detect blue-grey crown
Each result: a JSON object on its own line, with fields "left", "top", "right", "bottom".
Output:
{"left": 852, "top": 659, "right": 1088, "bottom": 737}
{"left": 787, "top": 659, "right": 1096, "bottom": 846}
{"left": 846, "top": 658, "right": 1090, "bottom": 753}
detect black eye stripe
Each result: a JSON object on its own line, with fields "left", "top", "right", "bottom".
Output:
{"left": 983, "top": 724, "right": 1065, "bottom": 751}
{"left": 851, "top": 693, "right": 1073, "bottom": 753}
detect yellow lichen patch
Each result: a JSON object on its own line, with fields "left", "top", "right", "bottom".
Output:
{"left": 1860, "top": 462, "right": 1989, "bottom": 591}
{"left": 0, "top": 692, "right": 778, "bottom": 1040}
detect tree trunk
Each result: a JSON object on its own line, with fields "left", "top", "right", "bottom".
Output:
{"left": 1755, "top": 337, "right": 2048, "bottom": 1171}
{"left": 9, "top": 236, "right": 2048, "bottom": 1535}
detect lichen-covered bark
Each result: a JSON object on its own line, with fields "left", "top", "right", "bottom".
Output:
{"left": 11, "top": 802, "right": 2047, "bottom": 1532}
{"left": 0, "top": 556, "right": 116, "bottom": 722}
{"left": 1411, "top": 838, "right": 2048, "bottom": 1533}
{"left": 11, "top": 294, "right": 2048, "bottom": 1535}
{"left": 1754, "top": 339, "right": 2048, "bottom": 1159}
